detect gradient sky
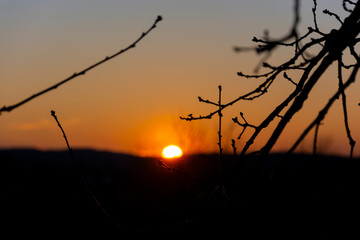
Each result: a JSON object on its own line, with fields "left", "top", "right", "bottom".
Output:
{"left": 1, "top": 0, "right": 359, "bottom": 157}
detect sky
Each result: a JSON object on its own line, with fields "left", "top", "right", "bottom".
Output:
{"left": 1, "top": 0, "right": 360, "bottom": 157}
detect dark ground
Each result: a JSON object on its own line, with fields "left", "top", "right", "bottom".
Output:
{"left": 0, "top": 149, "right": 359, "bottom": 238}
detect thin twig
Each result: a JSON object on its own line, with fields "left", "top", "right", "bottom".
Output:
{"left": 323, "top": 9, "right": 344, "bottom": 24}
{"left": 1, "top": 16, "right": 163, "bottom": 115}
{"left": 217, "top": 85, "right": 223, "bottom": 177}
{"left": 51, "top": 110, "right": 73, "bottom": 158}
{"left": 283, "top": 72, "right": 298, "bottom": 86}
{"left": 313, "top": 121, "right": 321, "bottom": 155}
{"left": 50, "top": 110, "right": 123, "bottom": 231}
{"left": 313, "top": 0, "right": 319, "bottom": 31}
{"left": 338, "top": 58, "right": 356, "bottom": 159}
{"left": 232, "top": 112, "right": 257, "bottom": 140}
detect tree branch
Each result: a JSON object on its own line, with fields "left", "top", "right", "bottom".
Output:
{"left": 288, "top": 63, "right": 359, "bottom": 155}
{"left": 0, "top": 16, "right": 163, "bottom": 115}
{"left": 50, "top": 110, "right": 123, "bottom": 231}
{"left": 259, "top": 4, "right": 360, "bottom": 158}
{"left": 338, "top": 58, "right": 356, "bottom": 159}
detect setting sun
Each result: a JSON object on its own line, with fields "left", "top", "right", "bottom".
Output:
{"left": 162, "top": 145, "right": 183, "bottom": 159}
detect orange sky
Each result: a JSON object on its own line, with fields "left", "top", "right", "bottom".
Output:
{"left": 1, "top": 0, "right": 360, "bottom": 157}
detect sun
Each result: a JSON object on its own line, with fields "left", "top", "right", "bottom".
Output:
{"left": 162, "top": 145, "right": 183, "bottom": 159}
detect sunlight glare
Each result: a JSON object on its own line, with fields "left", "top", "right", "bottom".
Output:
{"left": 162, "top": 145, "right": 183, "bottom": 159}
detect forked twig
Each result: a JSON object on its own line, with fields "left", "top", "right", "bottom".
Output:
{"left": 232, "top": 112, "right": 257, "bottom": 140}
{"left": 1, "top": 16, "right": 163, "bottom": 115}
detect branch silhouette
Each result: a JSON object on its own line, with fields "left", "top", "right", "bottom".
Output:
{"left": 259, "top": 2, "right": 360, "bottom": 159}
{"left": 182, "top": 0, "right": 360, "bottom": 168}
{"left": 337, "top": 57, "right": 356, "bottom": 159}
{"left": 0, "top": 16, "right": 163, "bottom": 115}
{"left": 50, "top": 110, "right": 123, "bottom": 231}
{"left": 287, "top": 63, "right": 359, "bottom": 155}
{"left": 181, "top": 85, "right": 230, "bottom": 200}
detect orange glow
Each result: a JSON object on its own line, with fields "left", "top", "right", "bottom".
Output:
{"left": 2, "top": 2, "right": 360, "bottom": 158}
{"left": 162, "top": 145, "right": 183, "bottom": 159}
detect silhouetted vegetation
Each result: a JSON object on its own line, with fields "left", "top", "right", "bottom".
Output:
{"left": 178, "top": 1, "right": 360, "bottom": 236}
{"left": 1, "top": 1, "right": 360, "bottom": 237}
{"left": 182, "top": 0, "right": 360, "bottom": 165}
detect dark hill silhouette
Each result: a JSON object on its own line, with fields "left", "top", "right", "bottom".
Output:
{"left": 0, "top": 149, "right": 359, "bottom": 238}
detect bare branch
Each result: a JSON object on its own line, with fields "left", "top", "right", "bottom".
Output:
{"left": 217, "top": 85, "right": 224, "bottom": 175}
{"left": 50, "top": 110, "right": 73, "bottom": 156}
{"left": 338, "top": 58, "right": 356, "bottom": 159}
{"left": 283, "top": 72, "right": 298, "bottom": 86}
{"left": 240, "top": 46, "right": 329, "bottom": 157}
{"left": 198, "top": 96, "right": 220, "bottom": 107}
{"left": 323, "top": 9, "right": 344, "bottom": 24}
{"left": 181, "top": 36, "right": 326, "bottom": 122}
{"left": 313, "top": 0, "right": 319, "bottom": 31}
{"left": 259, "top": 4, "right": 360, "bottom": 157}
{"left": 1, "top": 16, "right": 163, "bottom": 115}
{"left": 232, "top": 112, "right": 257, "bottom": 140}
{"left": 288, "top": 63, "right": 359, "bottom": 155}
{"left": 50, "top": 110, "right": 123, "bottom": 231}
{"left": 349, "top": 45, "right": 360, "bottom": 63}
{"left": 183, "top": 1, "right": 360, "bottom": 171}
{"left": 313, "top": 121, "right": 322, "bottom": 156}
